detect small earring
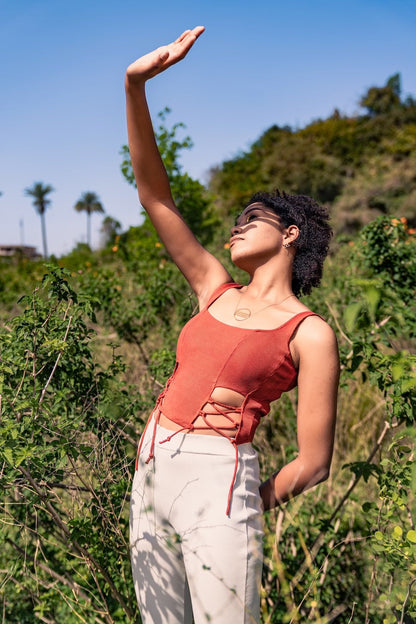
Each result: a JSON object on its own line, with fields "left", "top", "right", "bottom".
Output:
{"left": 283, "top": 242, "right": 291, "bottom": 249}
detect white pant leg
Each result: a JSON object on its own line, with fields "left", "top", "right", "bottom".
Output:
{"left": 130, "top": 421, "right": 264, "bottom": 624}
{"left": 174, "top": 448, "right": 264, "bottom": 624}
{"left": 130, "top": 428, "right": 194, "bottom": 624}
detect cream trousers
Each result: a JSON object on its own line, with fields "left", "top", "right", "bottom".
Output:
{"left": 130, "top": 417, "right": 264, "bottom": 624}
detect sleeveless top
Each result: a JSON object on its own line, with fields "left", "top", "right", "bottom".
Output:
{"left": 136, "top": 282, "right": 320, "bottom": 514}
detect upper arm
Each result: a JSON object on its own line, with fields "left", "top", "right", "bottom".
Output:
{"left": 143, "top": 198, "right": 232, "bottom": 306}
{"left": 293, "top": 317, "right": 340, "bottom": 473}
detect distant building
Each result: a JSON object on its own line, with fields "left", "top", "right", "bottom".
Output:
{"left": 0, "top": 245, "right": 41, "bottom": 259}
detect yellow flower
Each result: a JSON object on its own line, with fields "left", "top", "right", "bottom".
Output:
{"left": 112, "top": 245, "right": 118, "bottom": 252}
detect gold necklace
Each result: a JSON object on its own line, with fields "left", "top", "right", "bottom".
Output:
{"left": 233, "top": 292, "right": 296, "bottom": 322}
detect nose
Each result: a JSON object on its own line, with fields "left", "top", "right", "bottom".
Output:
{"left": 230, "top": 224, "right": 241, "bottom": 236}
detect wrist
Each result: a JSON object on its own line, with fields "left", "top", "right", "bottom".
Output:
{"left": 125, "top": 72, "right": 146, "bottom": 92}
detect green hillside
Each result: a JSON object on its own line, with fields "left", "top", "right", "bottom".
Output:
{"left": 209, "top": 73, "right": 416, "bottom": 234}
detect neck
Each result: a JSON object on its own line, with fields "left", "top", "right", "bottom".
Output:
{"left": 242, "top": 263, "right": 294, "bottom": 302}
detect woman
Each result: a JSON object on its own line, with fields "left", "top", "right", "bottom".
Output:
{"left": 126, "top": 27, "right": 339, "bottom": 624}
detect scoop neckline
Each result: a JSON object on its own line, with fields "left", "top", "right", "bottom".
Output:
{"left": 202, "top": 282, "right": 314, "bottom": 332}
{"left": 205, "top": 306, "right": 312, "bottom": 333}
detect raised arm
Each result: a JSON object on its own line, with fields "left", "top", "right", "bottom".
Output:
{"left": 125, "top": 27, "right": 231, "bottom": 305}
{"left": 260, "top": 317, "right": 339, "bottom": 511}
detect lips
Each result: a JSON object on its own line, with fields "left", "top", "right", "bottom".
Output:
{"left": 229, "top": 237, "right": 243, "bottom": 248}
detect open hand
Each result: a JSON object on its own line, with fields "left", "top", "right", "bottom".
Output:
{"left": 126, "top": 26, "right": 205, "bottom": 85}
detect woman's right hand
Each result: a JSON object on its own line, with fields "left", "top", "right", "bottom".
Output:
{"left": 125, "top": 26, "right": 205, "bottom": 86}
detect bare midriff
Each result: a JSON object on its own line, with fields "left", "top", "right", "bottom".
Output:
{"left": 159, "top": 386, "right": 244, "bottom": 437}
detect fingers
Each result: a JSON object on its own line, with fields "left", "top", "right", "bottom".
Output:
{"left": 175, "top": 26, "right": 205, "bottom": 44}
{"left": 156, "top": 26, "right": 203, "bottom": 70}
{"left": 174, "top": 26, "right": 205, "bottom": 58}
{"left": 175, "top": 29, "right": 192, "bottom": 43}
{"left": 193, "top": 25, "right": 205, "bottom": 38}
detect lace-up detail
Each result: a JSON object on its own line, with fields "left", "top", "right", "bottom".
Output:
{"left": 137, "top": 398, "right": 243, "bottom": 515}
{"left": 134, "top": 366, "right": 177, "bottom": 469}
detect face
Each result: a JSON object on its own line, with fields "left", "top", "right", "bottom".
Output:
{"left": 229, "top": 202, "right": 287, "bottom": 268}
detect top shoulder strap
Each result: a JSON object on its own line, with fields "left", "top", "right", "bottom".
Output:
{"left": 284, "top": 311, "right": 324, "bottom": 340}
{"left": 205, "top": 282, "right": 241, "bottom": 309}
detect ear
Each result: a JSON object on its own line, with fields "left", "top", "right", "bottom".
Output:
{"left": 283, "top": 224, "right": 300, "bottom": 246}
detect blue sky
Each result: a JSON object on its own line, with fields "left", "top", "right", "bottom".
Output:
{"left": 1, "top": 0, "right": 415, "bottom": 256}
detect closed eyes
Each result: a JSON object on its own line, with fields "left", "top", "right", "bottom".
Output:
{"left": 234, "top": 212, "right": 259, "bottom": 226}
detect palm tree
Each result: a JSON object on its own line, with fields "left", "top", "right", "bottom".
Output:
{"left": 25, "top": 182, "right": 54, "bottom": 259}
{"left": 74, "top": 191, "right": 105, "bottom": 248}
{"left": 100, "top": 215, "right": 121, "bottom": 247}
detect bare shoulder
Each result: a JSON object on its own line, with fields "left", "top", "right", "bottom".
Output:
{"left": 297, "top": 314, "right": 338, "bottom": 346}
{"left": 291, "top": 314, "right": 339, "bottom": 369}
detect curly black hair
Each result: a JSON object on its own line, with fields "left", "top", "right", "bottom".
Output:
{"left": 247, "top": 190, "right": 332, "bottom": 296}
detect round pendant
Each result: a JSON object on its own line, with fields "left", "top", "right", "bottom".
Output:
{"left": 234, "top": 308, "right": 251, "bottom": 321}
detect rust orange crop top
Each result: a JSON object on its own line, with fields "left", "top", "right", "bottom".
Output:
{"left": 136, "top": 282, "right": 320, "bottom": 514}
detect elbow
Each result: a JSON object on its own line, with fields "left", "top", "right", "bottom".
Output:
{"left": 314, "top": 466, "right": 330, "bottom": 485}
{"left": 299, "top": 462, "right": 331, "bottom": 492}
{"left": 297, "top": 449, "right": 333, "bottom": 490}
{"left": 311, "top": 459, "right": 332, "bottom": 486}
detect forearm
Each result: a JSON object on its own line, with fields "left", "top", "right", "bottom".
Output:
{"left": 125, "top": 78, "right": 173, "bottom": 208}
{"left": 123, "top": 27, "right": 204, "bottom": 221}
{"left": 260, "top": 457, "right": 330, "bottom": 512}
